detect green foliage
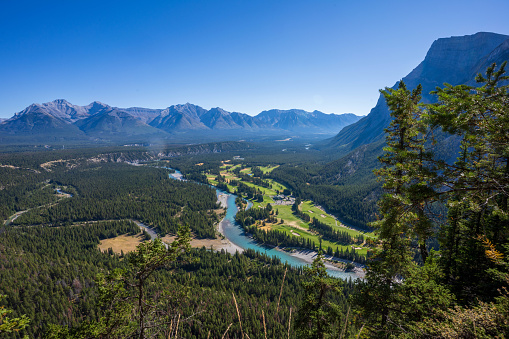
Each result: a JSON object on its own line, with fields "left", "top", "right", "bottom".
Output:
{"left": 356, "top": 81, "right": 429, "bottom": 333}
{"left": 0, "top": 220, "right": 138, "bottom": 337}
{"left": 0, "top": 295, "right": 30, "bottom": 336}
{"left": 356, "top": 257, "right": 454, "bottom": 337}
{"left": 404, "top": 290, "right": 509, "bottom": 338}
{"left": 394, "top": 255, "right": 454, "bottom": 322}
{"left": 295, "top": 251, "right": 343, "bottom": 339}
{"left": 0, "top": 146, "right": 362, "bottom": 338}
{"left": 269, "top": 144, "right": 382, "bottom": 230}
{"left": 358, "top": 62, "right": 509, "bottom": 337}
{"left": 11, "top": 162, "right": 219, "bottom": 238}
{"left": 429, "top": 62, "right": 509, "bottom": 301}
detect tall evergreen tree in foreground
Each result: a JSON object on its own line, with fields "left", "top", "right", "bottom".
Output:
{"left": 356, "top": 62, "right": 509, "bottom": 337}
{"left": 430, "top": 62, "right": 509, "bottom": 302}
{"left": 296, "top": 251, "right": 342, "bottom": 339}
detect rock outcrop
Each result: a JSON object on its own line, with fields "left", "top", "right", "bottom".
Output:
{"left": 328, "top": 32, "right": 509, "bottom": 152}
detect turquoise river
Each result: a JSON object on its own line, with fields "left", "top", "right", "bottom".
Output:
{"left": 168, "top": 169, "right": 362, "bottom": 280}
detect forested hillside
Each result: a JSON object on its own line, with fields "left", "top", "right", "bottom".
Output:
{"left": 0, "top": 220, "right": 357, "bottom": 338}
{"left": 1, "top": 63, "right": 508, "bottom": 338}
{"left": 11, "top": 163, "right": 219, "bottom": 238}
{"left": 0, "top": 145, "right": 359, "bottom": 338}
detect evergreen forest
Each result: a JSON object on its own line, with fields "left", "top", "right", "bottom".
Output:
{"left": 0, "top": 63, "right": 508, "bottom": 338}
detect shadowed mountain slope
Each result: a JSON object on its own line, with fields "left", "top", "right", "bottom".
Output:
{"left": 327, "top": 32, "right": 509, "bottom": 152}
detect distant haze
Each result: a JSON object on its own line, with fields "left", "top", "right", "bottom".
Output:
{"left": 0, "top": 100, "right": 363, "bottom": 144}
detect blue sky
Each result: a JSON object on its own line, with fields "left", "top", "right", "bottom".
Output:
{"left": 1, "top": 0, "right": 508, "bottom": 119}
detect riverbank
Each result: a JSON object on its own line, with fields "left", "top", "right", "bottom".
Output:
{"left": 289, "top": 249, "right": 365, "bottom": 279}
{"left": 170, "top": 167, "right": 363, "bottom": 279}
{"left": 217, "top": 193, "right": 229, "bottom": 209}
{"left": 215, "top": 190, "right": 365, "bottom": 279}
{"left": 216, "top": 193, "right": 245, "bottom": 253}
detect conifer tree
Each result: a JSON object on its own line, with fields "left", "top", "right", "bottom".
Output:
{"left": 355, "top": 82, "right": 424, "bottom": 332}
{"left": 429, "top": 61, "right": 509, "bottom": 300}
{"left": 356, "top": 62, "right": 509, "bottom": 337}
{"left": 295, "top": 251, "right": 342, "bottom": 339}
{"left": 355, "top": 80, "right": 450, "bottom": 336}
{"left": 48, "top": 226, "right": 191, "bottom": 339}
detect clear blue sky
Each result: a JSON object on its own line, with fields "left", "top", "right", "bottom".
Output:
{"left": 1, "top": 0, "right": 508, "bottom": 119}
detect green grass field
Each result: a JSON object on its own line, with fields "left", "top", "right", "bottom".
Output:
{"left": 206, "top": 165, "right": 371, "bottom": 254}
{"left": 241, "top": 181, "right": 277, "bottom": 196}
{"left": 265, "top": 178, "right": 287, "bottom": 193}
{"left": 299, "top": 201, "right": 369, "bottom": 238}
{"left": 220, "top": 172, "right": 237, "bottom": 180}
{"left": 268, "top": 223, "right": 367, "bottom": 255}
{"left": 272, "top": 205, "right": 309, "bottom": 229}
{"left": 259, "top": 165, "right": 280, "bottom": 173}
{"left": 226, "top": 164, "right": 241, "bottom": 171}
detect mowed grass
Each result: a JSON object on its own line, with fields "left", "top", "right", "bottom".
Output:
{"left": 259, "top": 165, "right": 280, "bottom": 173}
{"left": 228, "top": 164, "right": 242, "bottom": 171}
{"left": 269, "top": 204, "right": 369, "bottom": 254}
{"left": 220, "top": 171, "right": 238, "bottom": 180}
{"left": 300, "top": 201, "right": 372, "bottom": 238}
{"left": 206, "top": 176, "right": 237, "bottom": 193}
{"left": 205, "top": 166, "right": 370, "bottom": 254}
{"left": 266, "top": 223, "right": 367, "bottom": 255}
{"left": 272, "top": 205, "right": 309, "bottom": 229}
{"left": 249, "top": 196, "right": 275, "bottom": 209}
{"left": 265, "top": 178, "right": 287, "bottom": 193}
{"left": 242, "top": 181, "right": 278, "bottom": 196}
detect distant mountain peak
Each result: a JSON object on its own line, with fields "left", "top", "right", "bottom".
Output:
{"left": 86, "top": 101, "right": 110, "bottom": 108}
{"left": 51, "top": 99, "right": 72, "bottom": 105}
{"left": 209, "top": 107, "right": 229, "bottom": 114}
{"left": 328, "top": 31, "right": 509, "bottom": 152}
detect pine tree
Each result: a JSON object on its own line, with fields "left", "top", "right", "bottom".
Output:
{"left": 356, "top": 62, "right": 509, "bottom": 337}
{"left": 48, "top": 226, "right": 191, "bottom": 338}
{"left": 295, "top": 251, "right": 342, "bottom": 339}
{"left": 355, "top": 82, "right": 424, "bottom": 333}
{"left": 429, "top": 61, "right": 509, "bottom": 301}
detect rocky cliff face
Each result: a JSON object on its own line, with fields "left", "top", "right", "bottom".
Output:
{"left": 328, "top": 32, "right": 509, "bottom": 151}
{"left": 200, "top": 107, "right": 244, "bottom": 129}
{"left": 75, "top": 108, "right": 165, "bottom": 136}
{"left": 115, "top": 106, "right": 162, "bottom": 124}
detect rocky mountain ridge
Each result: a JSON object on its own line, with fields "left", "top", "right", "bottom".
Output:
{"left": 328, "top": 32, "right": 509, "bottom": 152}
{"left": 0, "top": 100, "right": 361, "bottom": 144}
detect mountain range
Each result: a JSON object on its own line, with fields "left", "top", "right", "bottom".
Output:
{"left": 0, "top": 100, "right": 362, "bottom": 144}
{"left": 1, "top": 32, "right": 507, "bottom": 148}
